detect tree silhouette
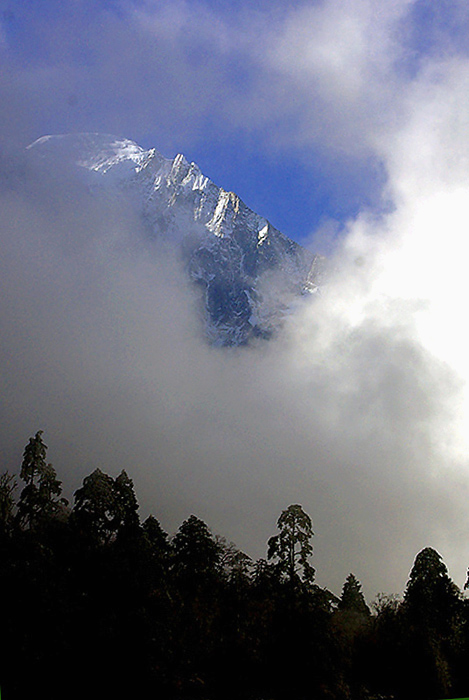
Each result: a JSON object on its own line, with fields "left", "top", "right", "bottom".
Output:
{"left": 402, "top": 547, "right": 463, "bottom": 698}
{"left": 404, "top": 547, "right": 461, "bottom": 629}
{"left": 143, "top": 515, "right": 170, "bottom": 556}
{"left": 72, "top": 468, "right": 117, "bottom": 544}
{"left": 17, "top": 430, "right": 65, "bottom": 529}
{"left": 0, "top": 471, "right": 17, "bottom": 536}
{"left": 172, "top": 514, "right": 220, "bottom": 584}
{"left": 267, "top": 503, "right": 314, "bottom": 586}
{"left": 112, "top": 469, "right": 140, "bottom": 539}
{"left": 339, "top": 573, "right": 370, "bottom": 616}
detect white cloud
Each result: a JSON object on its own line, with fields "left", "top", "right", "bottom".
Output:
{"left": 3, "top": 0, "right": 469, "bottom": 600}
{"left": 263, "top": 1, "right": 408, "bottom": 111}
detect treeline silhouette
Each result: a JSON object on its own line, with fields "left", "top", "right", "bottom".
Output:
{"left": 1, "top": 431, "right": 469, "bottom": 700}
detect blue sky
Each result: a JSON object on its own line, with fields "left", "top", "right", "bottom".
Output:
{"left": 3, "top": 0, "right": 466, "bottom": 247}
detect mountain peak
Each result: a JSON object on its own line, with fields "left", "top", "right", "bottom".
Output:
{"left": 26, "top": 133, "right": 323, "bottom": 345}
{"left": 28, "top": 132, "right": 152, "bottom": 178}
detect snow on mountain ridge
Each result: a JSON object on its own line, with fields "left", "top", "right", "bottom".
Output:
{"left": 28, "top": 133, "right": 147, "bottom": 168}
{"left": 29, "top": 133, "right": 274, "bottom": 241}
{"left": 27, "top": 133, "right": 323, "bottom": 345}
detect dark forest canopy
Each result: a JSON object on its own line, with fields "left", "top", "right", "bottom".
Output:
{"left": 1, "top": 432, "right": 469, "bottom": 700}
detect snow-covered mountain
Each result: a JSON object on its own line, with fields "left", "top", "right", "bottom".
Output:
{"left": 27, "top": 133, "right": 324, "bottom": 345}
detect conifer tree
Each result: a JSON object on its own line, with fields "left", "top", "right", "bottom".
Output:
{"left": 267, "top": 503, "right": 315, "bottom": 586}
{"left": 172, "top": 514, "right": 220, "bottom": 584}
{"left": 143, "top": 515, "right": 170, "bottom": 555}
{"left": 404, "top": 547, "right": 461, "bottom": 629}
{"left": 402, "top": 547, "right": 462, "bottom": 698}
{"left": 73, "top": 468, "right": 141, "bottom": 545}
{"left": 113, "top": 469, "right": 140, "bottom": 537}
{"left": 17, "top": 430, "right": 65, "bottom": 529}
{"left": 339, "top": 573, "right": 370, "bottom": 616}
{"left": 0, "top": 471, "right": 17, "bottom": 536}
{"left": 72, "top": 468, "right": 116, "bottom": 544}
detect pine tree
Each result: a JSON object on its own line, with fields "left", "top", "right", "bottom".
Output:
{"left": 402, "top": 547, "right": 463, "bottom": 698}
{"left": 0, "top": 471, "right": 17, "bottom": 536}
{"left": 339, "top": 573, "right": 370, "bottom": 616}
{"left": 72, "top": 468, "right": 116, "bottom": 544}
{"left": 172, "top": 515, "right": 220, "bottom": 585}
{"left": 404, "top": 547, "right": 461, "bottom": 630}
{"left": 113, "top": 469, "right": 140, "bottom": 538}
{"left": 267, "top": 504, "right": 315, "bottom": 587}
{"left": 17, "top": 431, "right": 65, "bottom": 529}
{"left": 143, "top": 515, "right": 170, "bottom": 556}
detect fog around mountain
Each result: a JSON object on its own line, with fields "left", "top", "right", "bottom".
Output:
{"left": 2, "top": 0, "right": 469, "bottom": 600}
{"left": 2, "top": 116, "right": 469, "bottom": 600}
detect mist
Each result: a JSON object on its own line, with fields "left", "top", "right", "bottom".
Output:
{"left": 3, "top": 0, "right": 469, "bottom": 601}
{"left": 2, "top": 106, "right": 469, "bottom": 604}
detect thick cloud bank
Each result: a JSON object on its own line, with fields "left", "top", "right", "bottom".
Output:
{"left": 2, "top": 97, "right": 469, "bottom": 602}
{"left": 2, "top": 0, "right": 469, "bottom": 599}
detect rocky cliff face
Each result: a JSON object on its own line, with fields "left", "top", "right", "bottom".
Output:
{"left": 28, "top": 133, "right": 324, "bottom": 345}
